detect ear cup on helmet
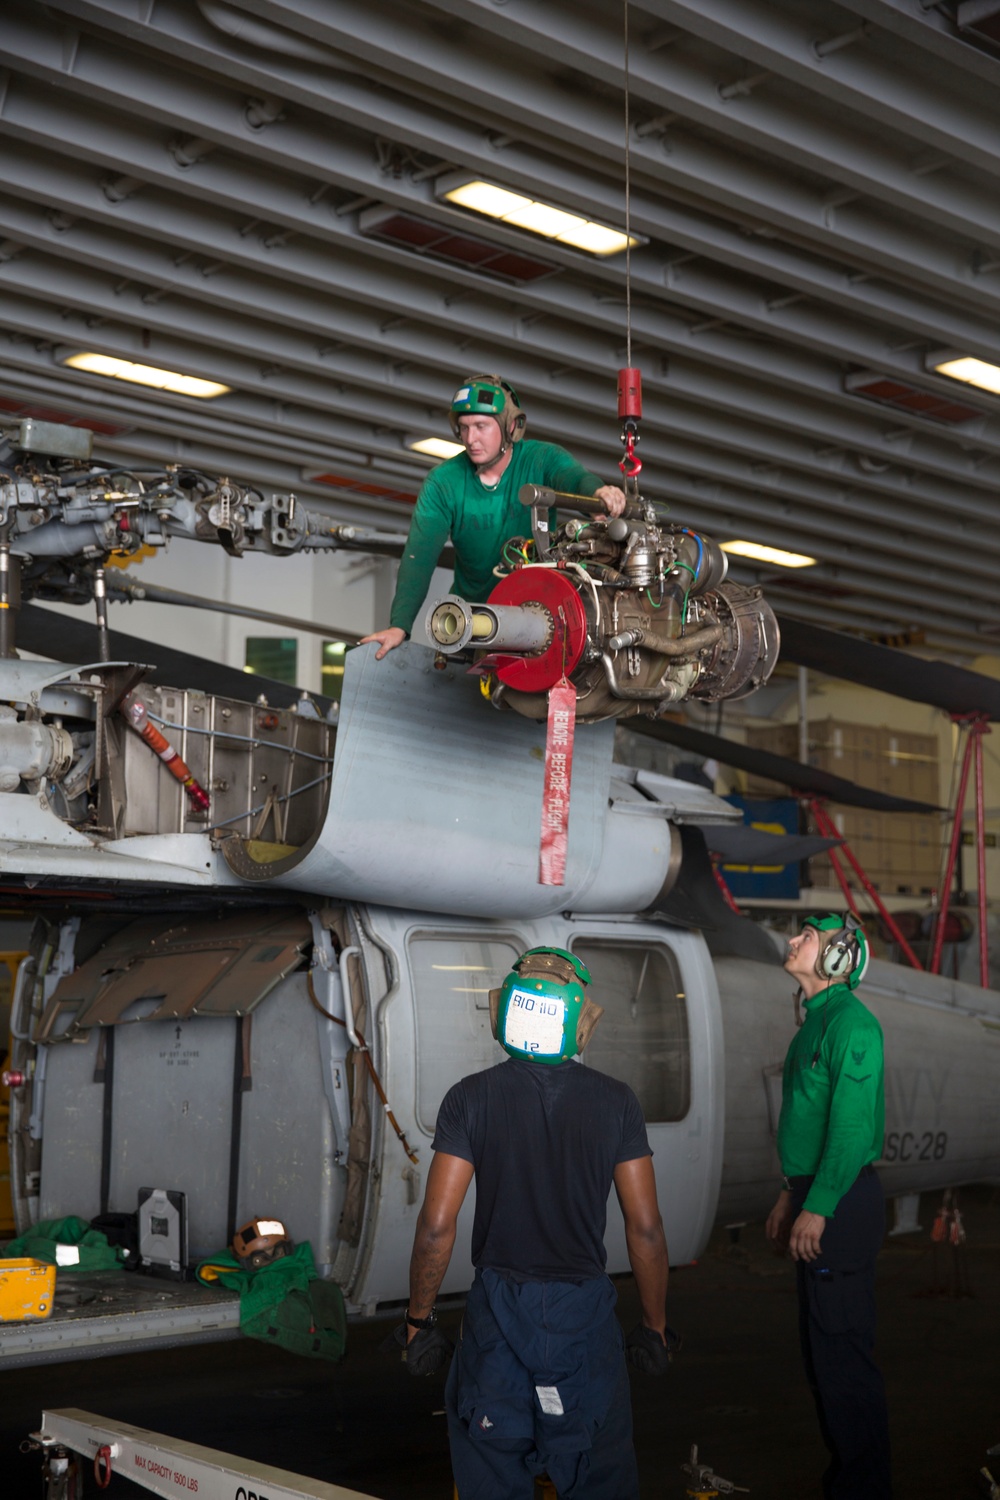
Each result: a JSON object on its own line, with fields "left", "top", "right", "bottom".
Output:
{"left": 817, "top": 935, "right": 857, "bottom": 979}
{"left": 808, "top": 913, "right": 869, "bottom": 988}
{"left": 488, "top": 987, "right": 502, "bottom": 1040}
{"left": 575, "top": 997, "right": 604, "bottom": 1052}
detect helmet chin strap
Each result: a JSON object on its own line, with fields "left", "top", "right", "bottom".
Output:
{"left": 473, "top": 424, "right": 512, "bottom": 471}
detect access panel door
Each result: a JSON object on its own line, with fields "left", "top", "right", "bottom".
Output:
{"left": 347, "top": 921, "right": 525, "bottom": 1310}
{"left": 572, "top": 927, "right": 724, "bottom": 1268}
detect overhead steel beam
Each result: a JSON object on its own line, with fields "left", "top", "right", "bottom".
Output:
{"left": 3, "top": 132, "right": 1000, "bottom": 519}
{"left": 832, "top": 0, "right": 1000, "bottom": 83}
{"left": 280, "top": 0, "right": 1000, "bottom": 269}
{"left": 24, "top": 0, "right": 1000, "bottom": 333}
{"left": 6, "top": 257, "right": 1000, "bottom": 548}
{"left": 632, "top": 0, "right": 1000, "bottom": 178}
{"left": 7, "top": 127, "right": 1000, "bottom": 462}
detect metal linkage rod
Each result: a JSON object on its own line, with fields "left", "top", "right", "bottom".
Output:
{"left": 93, "top": 566, "right": 110, "bottom": 663}
{"left": 518, "top": 483, "right": 646, "bottom": 520}
{"left": 0, "top": 534, "right": 19, "bottom": 659}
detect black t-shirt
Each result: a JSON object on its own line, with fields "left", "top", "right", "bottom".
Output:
{"left": 432, "top": 1057, "right": 652, "bottom": 1281}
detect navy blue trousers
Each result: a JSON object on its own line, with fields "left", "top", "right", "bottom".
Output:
{"left": 446, "top": 1268, "right": 639, "bottom": 1500}
{"left": 791, "top": 1169, "right": 892, "bottom": 1500}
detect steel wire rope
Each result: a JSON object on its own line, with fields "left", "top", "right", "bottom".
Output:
{"left": 623, "top": 0, "right": 632, "bottom": 371}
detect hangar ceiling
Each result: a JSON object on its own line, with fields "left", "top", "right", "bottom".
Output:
{"left": 2, "top": 0, "right": 1000, "bottom": 655}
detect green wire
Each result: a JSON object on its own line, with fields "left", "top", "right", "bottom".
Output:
{"left": 669, "top": 560, "right": 697, "bottom": 628}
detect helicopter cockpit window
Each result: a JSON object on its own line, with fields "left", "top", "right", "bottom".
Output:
{"left": 572, "top": 940, "right": 690, "bottom": 1123}
{"left": 409, "top": 935, "right": 521, "bottom": 1136}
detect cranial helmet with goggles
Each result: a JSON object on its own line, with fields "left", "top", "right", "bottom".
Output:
{"left": 489, "top": 947, "right": 603, "bottom": 1065}
{"left": 802, "top": 912, "right": 870, "bottom": 990}
{"left": 449, "top": 374, "right": 527, "bottom": 457}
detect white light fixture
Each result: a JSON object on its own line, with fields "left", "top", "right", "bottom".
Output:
{"left": 927, "top": 350, "right": 1000, "bottom": 396}
{"left": 436, "top": 173, "right": 642, "bottom": 257}
{"left": 62, "top": 351, "right": 230, "bottom": 399}
{"left": 408, "top": 436, "right": 465, "bottom": 459}
{"left": 721, "top": 540, "right": 817, "bottom": 569}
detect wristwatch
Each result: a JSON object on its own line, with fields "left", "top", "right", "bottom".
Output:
{"left": 405, "top": 1307, "right": 437, "bottom": 1330}
{"left": 782, "top": 1175, "right": 793, "bottom": 1192}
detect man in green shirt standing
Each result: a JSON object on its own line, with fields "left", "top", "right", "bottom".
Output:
{"left": 360, "top": 374, "right": 626, "bottom": 659}
{"left": 765, "top": 913, "right": 891, "bottom": 1500}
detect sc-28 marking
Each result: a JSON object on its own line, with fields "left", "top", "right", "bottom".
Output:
{"left": 882, "top": 1130, "right": 947, "bottom": 1163}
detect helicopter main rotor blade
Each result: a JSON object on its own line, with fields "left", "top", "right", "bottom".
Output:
{"left": 777, "top": 615, "right": 1000, "bottom": 721}
{"left": 626, "top": 716, "right": 940, "bottom": 814}
{"left": 105, "top": 578, "right": 364, "bottom": 643}
{"left": 17, "top": 603, "right": 337, "bottom": 712}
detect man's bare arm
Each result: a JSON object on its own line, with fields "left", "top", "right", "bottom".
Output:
{"left": 614, "top": 1156, "right": 669, "bottom": 1339}
{"left": 407, "top": 1151, "right": 475, "bottom": 1339}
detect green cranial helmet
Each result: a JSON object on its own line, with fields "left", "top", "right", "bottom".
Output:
{"left": 803, "top": 912, "right": 870, "bottom": 989}
{"left": 490, "top": 947, "right": 601, "bottom": 1065}
{"left": 449, "top": 374, "right": 526, "bottom": 444}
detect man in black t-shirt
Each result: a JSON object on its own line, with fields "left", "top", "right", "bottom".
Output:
{"left": 404, "top": 947, "right": 670, "bottom": 1500}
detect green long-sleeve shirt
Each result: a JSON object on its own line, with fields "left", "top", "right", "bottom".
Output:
{"left": 389, "top": 440, "right": 606, "bottom": 634}
{"left": 776, "top": 982, "right": 884, "bottom": 1217}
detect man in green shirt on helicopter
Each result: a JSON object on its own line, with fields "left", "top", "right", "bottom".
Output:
{"left": 360, "top": 374, "right": 626, "bottom": 659}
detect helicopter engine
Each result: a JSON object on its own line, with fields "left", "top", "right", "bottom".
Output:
{"left": 426, "top": 484, "right": 780, "bottom": 724}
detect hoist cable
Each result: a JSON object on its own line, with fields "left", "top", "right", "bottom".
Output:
{"left": 623, "top": 0, "right": 632, "bottom": 369}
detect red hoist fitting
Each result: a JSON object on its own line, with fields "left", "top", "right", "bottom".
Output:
{"left": 617, "top": 366, "right": 642, "bottom": 482}
{"left": 94, "top": 1444, "right": 113, "bottom": 1489}
{"left": 124, "top": 700, "right": 211, "bottom": 814}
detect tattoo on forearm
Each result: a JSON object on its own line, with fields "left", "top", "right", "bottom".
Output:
{"left": 410, "top": 1236, "right": 452, "bottom": 1312}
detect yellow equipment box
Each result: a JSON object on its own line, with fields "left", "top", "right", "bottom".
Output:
{"left": 0, "top": 1257, "right": 56, "bottom": 1321}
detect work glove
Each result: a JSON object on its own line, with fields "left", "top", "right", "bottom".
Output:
{"left": 382, "top": 1321, "right": 454, "bottom": 1377}
{"left": 625, "top": 1322, "right": 680, "bottom": 1376}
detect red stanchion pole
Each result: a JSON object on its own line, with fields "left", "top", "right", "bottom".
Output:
{"left": 973, "top": 719, "right": 991, "bottom": 988}
{"left": 710, "top": 858, "right": 742, "bottom": 914}
{"left": 930, "top": 719, "right": 978, "bottom": 977}
{"left": 810, "top": 800, "right": 923, "bottom": 972}
{"left": 808, "top": 800, "right": 861, "bottom": 917}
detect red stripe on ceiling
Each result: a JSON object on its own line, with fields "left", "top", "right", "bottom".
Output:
{"left": 844, "top": 373, "right": 982, "bottom": 425}
{"left": 311, "top": 473, "right": 417, "bottom": 504}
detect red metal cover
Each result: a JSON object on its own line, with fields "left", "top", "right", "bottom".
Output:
{"left": 487, "top": 567, "right": 588, "bottom": 693}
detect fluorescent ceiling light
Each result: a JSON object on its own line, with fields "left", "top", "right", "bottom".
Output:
{"left": 437, "top": 174, "right": 641, "bottom": 257}
{"left": 928, "top": 352, "right": 1000, "bottom": 396}
{"left": 62, "top": 352, "right": 230, "bottom": 399}
{"left": 409, "top": 436, "right": 465, "bottom": 459}
{"left": 721, "top": 540, "right": 816, "bottom": 569}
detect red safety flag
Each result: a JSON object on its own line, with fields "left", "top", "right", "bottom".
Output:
{"left": 539, "top": 675, "right": 577, "bottom": 886}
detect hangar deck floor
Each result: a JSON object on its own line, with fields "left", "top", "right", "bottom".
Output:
{"left": 3, "top": 1186, "right": 998, "bottom": 1500}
